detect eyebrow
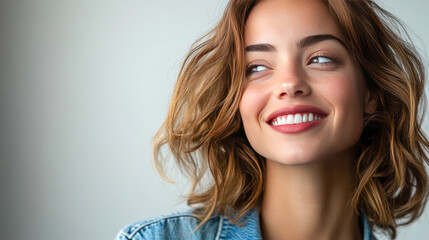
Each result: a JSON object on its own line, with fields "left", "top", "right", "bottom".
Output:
{"left": 245, "top": 43, "right": 276, "bottom": 52}
{"left": 297, "top": 34, "right": 346, "bottom": 49}
{"left": 245, "top": 34, "right": 346, "bottom": 52}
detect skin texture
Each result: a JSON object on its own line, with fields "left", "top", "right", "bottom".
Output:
{"left": 239, "top": 0, "right": 376, "bottom": 239}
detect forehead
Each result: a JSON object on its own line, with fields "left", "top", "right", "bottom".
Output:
{"left": 244, "top": 0, "right": 344, "bottom": 46}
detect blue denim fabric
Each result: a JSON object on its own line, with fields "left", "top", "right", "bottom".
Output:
{"left": 115, "top": 208, "right": 377, "bottom": 240}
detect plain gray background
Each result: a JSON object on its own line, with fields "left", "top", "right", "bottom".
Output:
{"left": 1, "top": 0, "right": 428, "bottom": 239}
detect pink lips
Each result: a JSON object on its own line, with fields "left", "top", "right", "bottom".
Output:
{"left": 267, "top": 105, "right": 328, "bottom": 134}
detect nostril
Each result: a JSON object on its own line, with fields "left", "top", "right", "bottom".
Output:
{"left": 280, "top": 92, "right": 287, "bottom": 97}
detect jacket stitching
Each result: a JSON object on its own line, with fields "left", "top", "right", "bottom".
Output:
{"left": 214, "top": 215, "right": 224, "bottom": 240}
{"left": 120, "top": 213, "right": 216, "bottom": 239}
{"left": 218, "top": 217, "right": 230, "bottom": 239}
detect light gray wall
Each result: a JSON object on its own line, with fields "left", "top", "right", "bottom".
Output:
{"left": 0, "top": 1, "right": 428, "bottom": 240}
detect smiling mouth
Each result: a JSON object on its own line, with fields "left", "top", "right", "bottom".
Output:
{"left": 270, "top": 112, "right": 327, "bottom": 126}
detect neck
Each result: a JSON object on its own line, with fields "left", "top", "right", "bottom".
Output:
{"left": 260, "top": 151, "right": 362, "bottom": 240}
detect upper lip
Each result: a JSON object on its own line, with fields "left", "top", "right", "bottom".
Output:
{"left": 266, "top": 105, "right": 328, "bottom": 123}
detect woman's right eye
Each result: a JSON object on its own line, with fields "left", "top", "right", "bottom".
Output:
{"left": 246, "top": 65, "right": 268, "bottom": 76}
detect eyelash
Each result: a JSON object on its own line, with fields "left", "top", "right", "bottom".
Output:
{"left": 307, "top": 53, "right": 338, "bottom": 66}
{"left": 246, "top": 63, "right": 269, "bottom": 76}
{"left": 245, "top": 54, "right": 338, "bottom": 77}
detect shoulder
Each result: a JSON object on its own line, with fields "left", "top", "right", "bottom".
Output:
{"left": 115, "top": 209, "right": 224, "bottom": 240}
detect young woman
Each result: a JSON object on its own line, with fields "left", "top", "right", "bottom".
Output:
{"left": 116, "top": 0, "right": 429, "bottom": 239}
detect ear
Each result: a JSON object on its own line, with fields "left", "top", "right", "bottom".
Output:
{"left": 364, "top": 89, "right": 377, "bottom": 114}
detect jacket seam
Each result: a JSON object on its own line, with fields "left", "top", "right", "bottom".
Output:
{"left": 121, "top": 213, "right": 216, "bottom": 239}
{"left": 214, "top": 215, "right": 224, "bottom": 240}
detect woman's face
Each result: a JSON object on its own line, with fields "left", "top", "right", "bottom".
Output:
{"left": 239, "top": 0, "right": 373, "bottom": 165}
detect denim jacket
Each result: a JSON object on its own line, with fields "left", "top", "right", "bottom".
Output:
{"left": 115, "top": 208, "right": 377, "bottom": 240}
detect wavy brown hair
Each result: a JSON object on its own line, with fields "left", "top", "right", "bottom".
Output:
{"left": 153, "top": 0, "right": 429, "bottom": 238}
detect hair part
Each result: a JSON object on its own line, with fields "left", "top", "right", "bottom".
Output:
{"left": 153, "top": 0, "right": 429, "bottom": 238}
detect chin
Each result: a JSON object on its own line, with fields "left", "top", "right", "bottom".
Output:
{"left": 265, "top": 150, "right": 322, "bottom": 166}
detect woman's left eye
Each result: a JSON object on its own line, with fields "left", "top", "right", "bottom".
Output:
{"left": 309, "top": 56, "right": 334, "bottom": 64}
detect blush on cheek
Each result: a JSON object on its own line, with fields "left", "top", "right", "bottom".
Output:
{"left": 239, "top": 86, "right": 268, "bottom": 121}
{"left": 331, "top": 76, "right": 366, "bottom": 146}
{"left": 239, "top": 85, "right": 270, "bottom": 156}
{"left": 327, "top": 76, "right": 365, "bottom": 111}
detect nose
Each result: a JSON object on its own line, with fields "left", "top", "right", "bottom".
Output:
{"left": 276, "top": 71, "right": 311, "bottom": 98}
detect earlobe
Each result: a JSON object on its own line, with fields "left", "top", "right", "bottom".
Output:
{"left": 364, "top": 90, "right": 377, "bottom": 114}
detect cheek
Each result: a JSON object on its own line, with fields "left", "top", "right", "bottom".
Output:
{"left": 332, "top": 82, "right": 361, "bottom": 107}
{"left": 324, "top": 73, "right": 366, "bottom": 143}
{"left": 239, "top": 83, "right": 271, "bottom": 155}
{"left": 239, "top": 84, "right": 268, "bottom": 125}
{"left": 322, "top": 72, "right": 365, "bottom": 112}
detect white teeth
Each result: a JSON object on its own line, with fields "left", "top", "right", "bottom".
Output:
{"left": 294, "top": 113, "right": 302, "bottom": 124}
{"left": 271, "top": 112, "right": 324, "bottom": 126}
{"left": 286, "top": 115, "right": 294, "bottom": 124}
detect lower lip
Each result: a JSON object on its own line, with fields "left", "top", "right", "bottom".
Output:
{"left": 269, "top": 118, "right": 326, "bottom": 134}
